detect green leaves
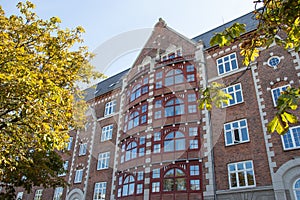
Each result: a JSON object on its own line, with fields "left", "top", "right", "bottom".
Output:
{"left": 0, "top": 1, "right": 104, "bottom": 194}
{"left": 267, "top": 87, "right": 299, "bottom": 135}
{"left": 210, "top": 23, "right": 246, "bottom": 47}
{"left": 199, "top": 82, "right": 232, "bottom": 110}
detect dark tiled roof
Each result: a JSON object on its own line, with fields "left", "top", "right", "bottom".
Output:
{"left": 192, "top": 10, "right": 259, "bottom": 49}
{"left": 83, "top": 68, "right": 130, "bottom": 101}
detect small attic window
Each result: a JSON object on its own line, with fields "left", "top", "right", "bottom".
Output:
{"left": 268, "top": 56, "right": 280, "bottom": 68}
{"left": 109, "top": 83, "right": 116, "bottom": 87}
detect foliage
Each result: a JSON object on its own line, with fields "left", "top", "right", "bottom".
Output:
{"left": 199, "top": 82, "right": 232, "bottom": 110}
{"left": 200, "top": 0, "right": 300, "bottom": 135}
{"left": 0, "top": 151, "right": 67, "bottom": 199}
{"left": 268, "top": 87, "right": 299, "bottom": 134}
{"left": 0, "top": 1, "right": 103, "bottom": 197}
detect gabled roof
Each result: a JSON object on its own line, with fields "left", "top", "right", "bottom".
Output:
{"left": 192, "top": 10, "right": 259, "bottom": 49}
{"left": 83, "top": 10, "right": 259, "bottom": 100}
{"left": 83, "top": 68, "right": 130, "bottom": 101}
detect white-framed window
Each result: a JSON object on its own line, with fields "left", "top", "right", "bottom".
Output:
{"left": 152, "top": 182, "right": 160, "bottom": 193}
{"left": 282, "top": 126, "right": 300, "bottom": 150}
{"left": 16, "top": 192, "right": 23, "bottom": 200}
{"left": 79, "top": 143, "right": 87, "bottom": 156}
{"left": 271, "top": 85, "right": 289, "bottom": 106}
{"left": 104, "top": 100, "right": 116, "bottom": 116}
{"left": 101, "top": 125, "right": 113, "bottom": 142}
{"left": 53, "top": 187, "right": 63, "bottom": 200}
{"left": 34, "top": 189, "right": 43, "bottom": 200}
{"left": 294, "top": 178, "right": 300, "bottom": 200}
{"left": 74, "top": 169, "right": 83, "bottom": 183}
{"left": 93, "top": 182, "right": 106, "bottom": 200}
{"left": 217, "top": 52, "right": 238, "bottom": 75}
{"left": 97, "top": 152, "right": 110, "bottom": 170}
{"left": 224, "top": 119, "right": 249, "bottom": 146}
{"left": 67, "top": 136, "right": 73, "bottom": 151}
{"left": 228, "top": 160, "right": 255, "bottom": 189}
{"left": 222, "top": 83, "right": 243, "bottom": 107}
{"left": 58, "top": 161, "right": 69, "bottom": 176}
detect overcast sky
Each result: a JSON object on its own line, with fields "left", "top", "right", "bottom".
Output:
{"left": 1, "top": 0, "right": 256, "bottom": 87}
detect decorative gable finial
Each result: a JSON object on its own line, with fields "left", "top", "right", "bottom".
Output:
{"left": 155, "top": 18, "right": 166, "bottom": 27}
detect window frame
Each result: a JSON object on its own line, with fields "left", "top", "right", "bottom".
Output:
{"left": 224, "top": 119, "right": 250, "bottom": 146}
{"left": 222, "top": 83, "right": 244, "bottom": 107}
{"left": 34, "top": 189, "right": 43, "bottom": 200}
{"left": 281, "top": 125, "right": 300, "bottom": 150}
{"left": 228, "top": 160, "right": 256, "bottom": 189}
{"left": 293, "top": 178, "right": 300, "bottom": 200}
{"left": 79, "top": 143, "right": 87, "bottom": 156}
{"left": 101, "top": 124, "right": 113, "bottom": 142}
{"left": 104, "top": 100, "right": 116, "bottom": 116}
{"left": 74, "top": 169, "right": 84, "bottom": 183}
{"left": 67, "top": 136, "right": 73, "bottom": 151}
{"left": 271, "top": 84, "right": 289, "bottom": 107}
{"left": 164, "top": 98, "right": 185, "bottom": 117}
{"left": 97, "top": 152, "right": 110, "bottom": 170}
{"left": 163, "top": 168, "right": 187, "bottom": 192}
{"left": 164, "top": 131, "right": 186, "bottom": 152}
{"left": 217, "top": 52, "right": 238, "bottom": 75}
{"left": 53, "top": 187, "right": 63, "bottom": 200}
{"left": 93, "top": 182, "right": 107, "bottom": 200}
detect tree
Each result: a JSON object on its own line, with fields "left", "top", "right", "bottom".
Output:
{"left": 0, "top": 1, "right": 103, "bottom": 197}
{"left": 200, "top": 0, "right": 300, "bottom": 135}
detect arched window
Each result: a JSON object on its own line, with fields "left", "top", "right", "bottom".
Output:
{"left": 122, "top": 175, "right": 135, "bottom": 196}
{"left": 165, "top": 69, "right": 184, "bottom": 86}
{"left": 165, "top": 98, "right": 184, "bottom": 117}
{"left": 163, "top": 168, "right": 186, "bottom": 191}
{"left": 128, "top": 111, "right": 139, "bottom": 130}
{"left": 130, "top": 84, "right": 141, "bottom": 102}
{"left": 294, "top": 179, "right": 300, "bottom": 200}
{"left": 125, "top": 142, "right": 137, "bottom": 161}
{"left": 164, "top": 131, "right": 185, "bottom": 152}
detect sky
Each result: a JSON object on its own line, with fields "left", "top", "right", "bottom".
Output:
{"left": 1, "top": 0, "right": 256, "bottom": 88}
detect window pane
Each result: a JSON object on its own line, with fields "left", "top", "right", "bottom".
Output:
{"left": 176, "top": 178, "right": 186, "bottom": 191}
{"left": 163, "top": 179, "right": 174, "bottom": 191}
{"left": 190, "top": 180, "right": 200, "bottom": 190}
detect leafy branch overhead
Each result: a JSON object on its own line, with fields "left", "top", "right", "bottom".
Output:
{"left": 268, "top": 87, "right": 299, "bottom": 135}
{"left": 200, "top": 0, "right": 300, "bottom": 135}
{"left": 0, "top": 1, "right": 104, "bottom": 195}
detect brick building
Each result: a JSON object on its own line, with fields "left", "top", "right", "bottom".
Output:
{"left": 15, "top": 10, "right": 300, "bottom": 200}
